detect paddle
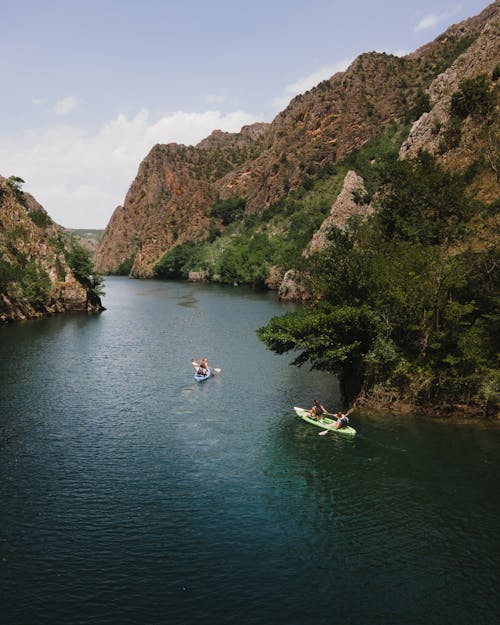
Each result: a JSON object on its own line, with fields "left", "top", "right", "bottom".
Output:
{"left": 318, "top": 407, "right": 354, "bottom": 435}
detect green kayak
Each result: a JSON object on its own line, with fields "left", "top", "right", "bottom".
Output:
{"left": 294, "top": 406, "right": 357, "bottom": 436}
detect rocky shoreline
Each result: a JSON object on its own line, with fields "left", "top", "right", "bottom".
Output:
{"left": 354, "top": 389, "right": 499, "bottom": 420}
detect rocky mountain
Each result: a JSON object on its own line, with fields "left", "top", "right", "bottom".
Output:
{"left": 95, "top": 124, "right": 271, "bottom": 277}
{"left": 0, "top": 176, "right": 105, "bottom": 322}
{"left": 95, "top": 2, "right": 499, "bottom": 281}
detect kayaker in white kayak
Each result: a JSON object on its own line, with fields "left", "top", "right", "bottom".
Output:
{"left": 309, "top": 399, "right": 328, "bottom": 420}
{"left": 191, "top": 357, "right": 209, "bottom": 376}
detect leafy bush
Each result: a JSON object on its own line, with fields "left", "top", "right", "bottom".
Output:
{"left": 154, "top": 241, "right": 202, "bottom": 279}
{"left": 65, "top": 242, "right": 104, "bottom": 297}
{"left": 28, "top": 208, "right": 53, "bottom": 228}
{"left": 116, "top": 255, "right": 135, "bottom": 276}
{"left": 20, "top": 262, "right": 51, "bottom": 308}
{"left": 6, "top": 176, "right": 27, "bottom": 207}
{"left": 376, "top": 151, "right": 473, "bottom": 245}
{"left": 450, "top": 74, "right": 495, "bottom": 119}
{"left": 209, "top": 197, "right": 246, "bottom": 225}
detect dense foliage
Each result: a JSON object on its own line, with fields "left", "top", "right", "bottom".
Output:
{"left": 65, "top": 242, "right": 105, "bottom": 300}
{"left": 28, "top": 208, "right": 53, "bottom": 228}
{"left": 116, "top": 255, "right": 135, "bottom": 276}
{"left": 209, "top": 197, "right": 246, "bottom": 225}
{"left": 0, "top": 220, "right": 52, "bottom": 311}
{"left": 258, "top": 152, "right": 499, "bottom": 411}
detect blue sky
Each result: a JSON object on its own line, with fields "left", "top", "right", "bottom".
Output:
{"left": 0, "top": 0, "right": 492, "bottom": 228}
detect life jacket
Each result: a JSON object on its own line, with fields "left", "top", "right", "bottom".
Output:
{"left": 338, "top": 415, "right": 350, "bottom": 427}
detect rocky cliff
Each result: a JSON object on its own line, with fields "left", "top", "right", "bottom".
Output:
{"left": 95, "top": 124, "right": 271, "bottom": 277}
{"left": 95, "top": 2, "right": 499, "bottom": 280}
{"left": 400, "top": 5, "right": 499, "bottom": 201}
{"left": 0, "top": 176, "right": 105, "bottom": 322}
{"left": 305, "top": 170, "right": 373, "bottom": 257}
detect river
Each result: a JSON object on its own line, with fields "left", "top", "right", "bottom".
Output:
{"left": 1, "top": 277, "right": 498, "bottom": 625}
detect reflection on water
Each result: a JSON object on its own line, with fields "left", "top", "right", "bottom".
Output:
{"left": 0, "top": 277, "right": 499, "bottom": 625}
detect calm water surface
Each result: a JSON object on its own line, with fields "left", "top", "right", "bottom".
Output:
{"left": 1, "top": 277, "right": 499, "bottom": 625}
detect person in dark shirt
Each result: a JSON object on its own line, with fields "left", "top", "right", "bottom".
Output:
{"left": 309, "top": 399, "right": 328, "bottom": 420}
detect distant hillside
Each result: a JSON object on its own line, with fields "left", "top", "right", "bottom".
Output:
{"left": 65, "top": 229, "right": 104, "bottom": 258}
{"left": 95, "top": 1, "right": 499, "bottom": 283}
{"left": 67, "top": 228, "right": 104, "bottom": 241}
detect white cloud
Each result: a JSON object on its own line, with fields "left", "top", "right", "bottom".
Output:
{"left": 271, "top": 58, "right": 353, "bottom": 111}
{"left": 53, "top": 96, "right": 79, "bottom": 115}
{"left": 0, "top": 108, "right": 261, "bottom": 229}
{"left": 415, "top": 13, "right": 442, "bottom": 31}
{"left": 374, "top": 47, "right": 411, "bottom": 58}
{"left": 414, "top": 3, "right": 463, "bottom": 32}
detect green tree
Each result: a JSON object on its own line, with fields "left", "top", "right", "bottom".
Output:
{"left": 28, "top": 208, "right": 53, "bottom": 228}
{"left": 210, "top": 197, "right": 246, "bottom": 225}
{"left": 450, "top": 74, "right": 495, "bottom": 119}
{"left": 21, "top": 262, "right": 51, "bottom": 308}
{"left": 116, "top": 255, "right": 135, "bottom": 276}
{"left": 154, "top": 241, "right": 202, "bottom": 279}
{"left": 377, "top": 151, "right": 475, "bottom": 245}
{"left": 65, "top": 242, "right": 105, "bottom": 301}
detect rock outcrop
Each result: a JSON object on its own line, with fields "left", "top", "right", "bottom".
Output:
{"left": 400, "top": 7, "right": 500, "bottom": 202}
{"left": 0, "top": 176, "right": 105, "bottom": 322}
{"left": 305, "top": 171, "right": 373, "bottom": 257}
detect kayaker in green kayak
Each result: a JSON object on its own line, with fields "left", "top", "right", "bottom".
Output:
{"left": 332, "top": 411, "right": 351, "bottom": 429}
{"left": 309, "top": 399, "right": 328, "bottom": 420}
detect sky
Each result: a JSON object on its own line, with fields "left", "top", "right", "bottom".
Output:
{"left": 0, "top": 0, "right": 493, "bottom": 229}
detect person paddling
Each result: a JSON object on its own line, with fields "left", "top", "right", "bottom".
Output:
{"left": 309, "top": 399, "right": 328, "bottom": 420}
{"left": 191, "top": 357, "right": 209, "bottom": 376}
{"left": 332, "top": 411, "right": 351, "bottom": 429}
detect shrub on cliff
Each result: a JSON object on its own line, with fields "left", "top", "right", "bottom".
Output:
{"left": 210, "top": 197, "right": 246, "bottom": 225}
{"left": 450, "top": 74, "right": 495, "bottom": 119}
{"left": 21, "top": 262, "right": 52, "bottom": 309}
{"left": 28, "top": 208, "right": 53, "bottom": 229}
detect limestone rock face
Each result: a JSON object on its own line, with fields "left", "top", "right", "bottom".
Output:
{"left": 305, "top": 171, "right": 373, "bottom": 257}
{"left": 400, "top": 8, "right": 500, "bottom": 201}
{"left": 278, "top": 269, "right": 311, "bottom": 302}
{"left": 95, "top": 124, "right": 271, "bottom": 276}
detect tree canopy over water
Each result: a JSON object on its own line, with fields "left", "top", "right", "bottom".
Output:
{"left": 258, "top": 152, "right": 499, "bottom": 413}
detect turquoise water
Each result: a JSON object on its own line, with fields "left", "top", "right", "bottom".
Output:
{"left": 1, "top": 277, "right": 499, "bottom": 625}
